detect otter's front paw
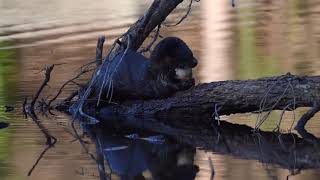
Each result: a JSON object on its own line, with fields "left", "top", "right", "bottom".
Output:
{"left": 178, "top": 79, "right": 195, "bottom": 90}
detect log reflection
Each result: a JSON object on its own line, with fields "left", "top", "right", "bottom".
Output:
{"left": 80, "top": 114, "right": 320, "bottom": 179}
{"left": 93, "top": 113, "right": 320, "bottom": 170}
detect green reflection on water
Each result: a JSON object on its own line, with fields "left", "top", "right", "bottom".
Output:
{"left": 0, "top": 41, "right": 18, "bottom": 102}
{"left": 289, "top": 0, "right": 314, "bottom": 75}
{"left": 0, "top": 40, "right": 18, "bottom": 180}
{"left": 236, "top": 5, "right": 280, "bottom": 80}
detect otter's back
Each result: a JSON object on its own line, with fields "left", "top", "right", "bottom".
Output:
{"left": 103, "top": 50, "right": 153, "bottom": 100}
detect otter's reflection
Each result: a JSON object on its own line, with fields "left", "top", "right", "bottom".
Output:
{"left": 84, "top": 123, "right": 199, "bottom": 180}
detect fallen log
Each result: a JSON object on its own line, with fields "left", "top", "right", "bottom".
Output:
{"left": 90, "top": 74, "right": 320, "bottom": 132}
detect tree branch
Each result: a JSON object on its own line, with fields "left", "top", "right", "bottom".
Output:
{"left": 30, "top": 65, "right": 54, "bottom": 111}
{"left": 120, "top": 0, "right": 184, "bottom": 51}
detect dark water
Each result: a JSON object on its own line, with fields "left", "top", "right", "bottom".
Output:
{"left": 1, "top": 0, "right": 320, "bottom": 179}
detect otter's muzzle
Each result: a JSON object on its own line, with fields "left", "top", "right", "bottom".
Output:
{"left": 175, "top": 68, "right": 192, "bottom": 80}
{"left": 190, "top": 58, "right": 198, "bottom": 68}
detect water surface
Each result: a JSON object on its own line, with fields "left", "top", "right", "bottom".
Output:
{"left": 1, "top": 0, "right": 320, "bottom": 179}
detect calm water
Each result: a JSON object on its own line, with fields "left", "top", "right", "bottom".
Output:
{"left": 1, "top": 0, "right": 320, "bottom": 179}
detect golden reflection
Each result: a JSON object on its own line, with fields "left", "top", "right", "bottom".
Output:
{"left": 199, "top": 0, "right": 233, "bottom": 82}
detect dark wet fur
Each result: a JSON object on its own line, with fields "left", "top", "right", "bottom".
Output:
{"left": 94, "top": 37, "right": 197, "bottom": 102}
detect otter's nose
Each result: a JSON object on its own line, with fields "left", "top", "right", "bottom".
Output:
{"left": 190, "top": 58, "right": 198, "bottom": 68}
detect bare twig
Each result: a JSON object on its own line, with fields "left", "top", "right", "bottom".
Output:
{"left": 163, "top": 0, "right": 195, "bottom": 27}
{"left": 96, "top": 36, "right": 105, "bottom": 67}
{"left": 30, "top": 65, "right": 54, "bottom": 112}
{"left": 138, "top": 25, "right": 161, "bottom": 53}
{"left": 47, "top": 68, "right": 91, "bottom": 108}
{"left": 273, "top": 103, "right": 292, "bottom": 132}
{"left": 119, "top": 0, "right": 184, "bottom": 51}
{"left": 64, "top": 91, "right": 79, "bottom": 103}
{"left": 255, "top": 82, "right": 290, "bottom": 130}
{"left": 256, "top": 78, "right": 282, "bottom": 127}
{"left": 255, "top": 74, "right": 299, "bottom": 131}
{"left": 287, "top": 80, "right": 297, "bottom": 132}
{"left": 208, "top": 157, "right": 215, "bottom": 180}
{"left": 78, "top": 60, "right": 97, "bottom": 72}
{"left": 211, "top": 104, "right": 222, "bottom": 126}
{"left": 295, "top": 102, "right": 320, "bottom": 131}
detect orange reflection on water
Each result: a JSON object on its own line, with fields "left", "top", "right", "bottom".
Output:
{"left": 199, "top": 0, "right": 234, "bottom": 82}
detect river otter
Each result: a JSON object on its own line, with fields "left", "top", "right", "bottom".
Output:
{"left": 94, "top": 37, "right": 197, "bottom": 102}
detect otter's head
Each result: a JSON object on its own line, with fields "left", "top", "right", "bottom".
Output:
{"left": 150, "top": 37, "right": 197, "bottom": 81}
